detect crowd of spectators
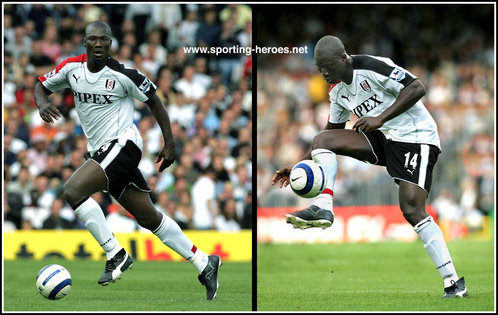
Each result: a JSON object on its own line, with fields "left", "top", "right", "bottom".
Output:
{"left": 256, "top": 4, "right": 494, "bottom": 236}
{"left": 4, "top": 4, "right": 252, "bottom": 232}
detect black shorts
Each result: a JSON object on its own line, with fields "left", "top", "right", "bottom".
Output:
{"left": 89, "top": 139, "right": 151, "bottom": 200}
{"left": 363, "top": 130, "right": 440, "bottom": 196}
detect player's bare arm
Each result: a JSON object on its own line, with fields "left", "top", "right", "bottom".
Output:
{"left": 352, "top": 79, "right": 426, "bottom": 133}
{"left": 145, "top": 93, "right": 175, "bottom": 172}
{"left": 34, "top": 81, "right": 62, "bottom": 124}
{"left": 272, "top": 121, "right": 345, "bottom": 188}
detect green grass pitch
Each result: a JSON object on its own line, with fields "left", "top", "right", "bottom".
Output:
{"left": 257, "top": 238, "right": 494, "bottom": 311}
{"left": 4, "top": 260, "right": 252, "bottom": 311}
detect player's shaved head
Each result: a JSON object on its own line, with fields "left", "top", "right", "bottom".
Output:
{"left": 314, "top": 35, "right": 352, "bottom": 84}
{"left": 85, "top": 21, "right": 112, "bottom": 36}
{"left": 314, "top": 35, "right": 346, "bottom": 64}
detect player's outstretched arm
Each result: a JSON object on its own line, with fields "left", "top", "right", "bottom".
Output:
{"left": 353, "top": 79, "right": 426, "bottom": 133}
{"left": 34, "top": 81, "right": 62, "bottom": 124}
{"left": 145, "top": 93, "right": 175, "bottom": 172}
{"left": 272, "top": 121, "right": 345, "bottom": 188}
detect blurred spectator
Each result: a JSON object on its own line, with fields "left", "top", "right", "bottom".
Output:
{"left": 21, "top": 189, "right": 50, "bottom": 230}
{"left": 4, "top": 134, "right": 25, "bottom": 167}
{"left": 57, "top": 39, "right": 77, "bottom": 65}
{"left": 139, "top": 28, "right": 167, "bottom": 76}
{"left": 6, "top": 191, "right": 24, "bottom": 230}
{"left": 210, "top": 156, "right": 229, "bottom": 199}
{"left": 6, "top": 166, "right": 34, "bottom": 206}
{"left": 4, "top": 13, "right": 15, "bottom": 43}
{"left": 193, "top": 56, "right": 212, "bottom": 90}
{"left": 168, "top": 92, "right": 196, "bottom": 129}
{"left": 215, "top": 198, "right": 241, "bottom": 231}
{"left": 26, "top": 4, "right": 54, "bottom": 36}
{"left": 5, "top": 25, "right": 33, "bottom": 60}
{"left": 174, "top": 66, "right": 207, "bottom": 104}
{"left": 176, "top": 9, "right": 200, "bottom": 47}
{"left": 155, "top": 191, "right": 169, "bottom": 213}
{"left": 215, "top": 20, "right": 242, "bottom": 85}
{"left": 240, "top": 192, "right": 252, "bottom": 229}
{"left": 39, "top": 24, "right": 62, "bottom": 62}
{"left": 115, "top": 44, "right": 134, "bottom": 69}
{"left": 150, "top": 4, "right": 182, "bottom": 49}
{"left": 124, "top": 4, "right": 152, "bottom": 46}
{"left": 233, "top": 164, "right": 251, "bottom": 220}
{"left": 237, "top": 20, "right": 252, "bottom": 49}
{"left": 176, "top": 190, "right": 194, "bottom": 229}
{"left": 33, "top": 173, "right": 56, "bottom": 210}
{"left": 219, "top": 4, "right": 252, "bottom": 31}
{"left": 42, "top": 198, "right": 76, "bottom": 229}
{"left": 155, "top": 69, "right": 176, "bottom": 106}
{"left": 196, "top": 6, "right": 221, "bottom": 48}
{"left": 178, "top": 154, "right": 199, "bottom": 184}
{"left": 459, "top": 177, "right": 485, "bottom": 231}
{"left": 26, "top": 134, "right": 49, "bottom": 176}
{"left": 30, "top": 38, "right": 55, "bottom": 73}
{"left": 4, "top": 194, "right": 19, "bottom": 231}
{"left": 191, "top": 166, "right": 217, "bottom": 229}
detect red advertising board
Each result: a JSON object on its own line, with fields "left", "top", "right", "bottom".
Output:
{"left": 257, "top": 205, "right": 437, "bottom": 243}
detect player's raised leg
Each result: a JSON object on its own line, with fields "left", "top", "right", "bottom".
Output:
{"left": 286, "top": 129, "right": 376, "bottom": 229}
{"left": 63, "top": 159, "right": 131, "bottom": 285}
{"left": 118, "top": 184, "right": 222, "bottom": 300}
{"left": 399, "top": 181, "right": 468, "bottom": 298}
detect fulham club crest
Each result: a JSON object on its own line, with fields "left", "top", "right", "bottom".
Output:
{"left": 105, "top": 79, "right": 115, "bottom": 91}
{"left": 360, "top": 80, "right": 371, "bottom": 92}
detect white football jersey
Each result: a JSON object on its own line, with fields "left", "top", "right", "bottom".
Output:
{"left": 328, "top": 55, "right": 441, "bottom": 149}
{"left": 39, "top": 53, "right": 157, "bottom": 154}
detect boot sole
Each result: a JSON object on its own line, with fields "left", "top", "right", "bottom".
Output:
{"left": 285, "top": 214, "right": 332, "bottom": 230}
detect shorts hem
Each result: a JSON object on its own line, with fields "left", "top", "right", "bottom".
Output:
{"left": 360, "top": 130, "right": 379, "bottom": 165}
{"left": 392, "top": 177, "right": 429, "bottom": 197}
{"left": 116, "top": 182, "right": 152, "bottom": 201}
{"left": 88, "top": 158, "right": 110, "bottom": 193}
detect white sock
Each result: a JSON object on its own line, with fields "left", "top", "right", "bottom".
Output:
{"left": 152, "top": 212, "right": 208, "bottom": 273}
{"left": 311, "top": 149, "right": 336, "bottom": 212}
{"left": 414, "top": 216, "right": 459, "bottom": 287}
{"left": 190, "top": 249, "right": 210, "bottom": 274}
{"left": 75, "top": 197, "right": 122, "bottom": 259}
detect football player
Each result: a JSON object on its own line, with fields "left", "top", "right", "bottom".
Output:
{"left": 272, "top": 35, "right": 467, "bottom": 299}
{"left": 34, "top": 21, "right": 221, "bottom": 300}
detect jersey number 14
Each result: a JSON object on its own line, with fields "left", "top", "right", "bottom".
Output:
{"left": 404, "top": 152, "right": 418, "bottom": 169}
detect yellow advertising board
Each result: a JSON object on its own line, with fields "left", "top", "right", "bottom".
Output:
{"left": 4, "top": 230, "right": 252, "bottom": 262}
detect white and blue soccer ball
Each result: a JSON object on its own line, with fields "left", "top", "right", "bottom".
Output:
{"left": 289, "top": 160, "right": 328, "bottom": 198}
{"left": 36, "top": 264, "right": 72, "bottom": 300}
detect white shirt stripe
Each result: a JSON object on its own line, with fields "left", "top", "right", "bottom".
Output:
{"left": 418, "top": 144, "right": 430, "bottom": 188}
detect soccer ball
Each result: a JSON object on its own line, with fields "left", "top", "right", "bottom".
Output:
{"left": 36, "top": 264, "right": 72, "bottom": 300}
{"left": 289, "top": 160, "right": 328, "bottom": 198}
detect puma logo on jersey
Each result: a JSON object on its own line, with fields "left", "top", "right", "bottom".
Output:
{"left": 352, "top": 94, "right": 383, "bottom": 118}
{"left": 73, "top": 74, "right": 80, "bottom": 83}
{"left": 73, "top": 91, "right": 112, "bottom": 104}
{"left": 407, "top": 169, "right": 415, "bottom": 175}
{"left": 341, "top": 95, "right": 350, "bottom": 102}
